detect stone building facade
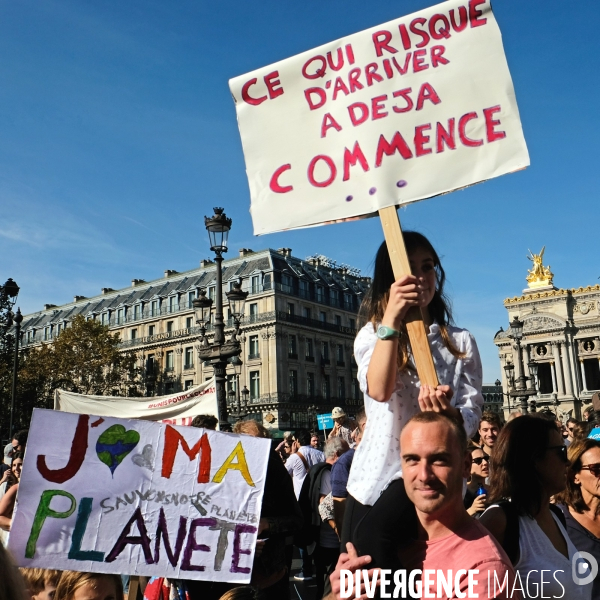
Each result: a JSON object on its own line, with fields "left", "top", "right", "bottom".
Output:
{"left": 494, "top": 250, "right": 600, "bottom": 420}
{"left": 20, "top": 248, "right": 369, "bottom": 435}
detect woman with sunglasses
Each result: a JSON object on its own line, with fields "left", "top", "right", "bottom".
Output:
{"left": 480, "top": 415, "right": 592, "bottom": 599}
{"left": 465, "top": 443, "right": 489, "bottom": 517}
{"left": 555, "top": 438, "right": 600, "bottom": 600}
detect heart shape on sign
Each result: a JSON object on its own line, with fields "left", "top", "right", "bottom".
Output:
{"left": 96, "top": 425, "right": 140, "bottom": 475}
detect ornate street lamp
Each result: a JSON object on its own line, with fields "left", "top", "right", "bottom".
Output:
{"left": 6, "top": 308, "right": 23, "bottom": 436}
{"left": 1, "top": 278, "right": 20, "bottom": 309}
{"left": 506, "top": 316, "right": 537, "bottom": 413}
{"left": 195, "top": 208, "right": 244, "bottom": 431}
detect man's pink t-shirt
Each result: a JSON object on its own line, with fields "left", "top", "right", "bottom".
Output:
{"left": 400, "top": 519, "right": 521, "bottom": 600}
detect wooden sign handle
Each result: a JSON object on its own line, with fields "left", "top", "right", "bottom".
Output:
{"left": 378, "top": 206, "right": 439, "bottom": 386}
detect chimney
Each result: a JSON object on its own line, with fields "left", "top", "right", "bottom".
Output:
{"left": 238, "top": 248, "right": 254, "bottom": 257}
{"left": 200, "top": 259, "right": 214, "bottom": 268}
{"left": 73, "top": 295, "right": 86, "bottom": 302}
{"left": 164, "top": 270, "right": 178, "bottom": 278}
{"left": 44, "top": 303, "right": 57, "bottom": 310}
{"left": 277, "top": 248, "right": 292, "bottom": 257}
{"left": 131, "top": 279, "right": 145, "bottom": 287}
{"left": 101, "top": 288, "right": 114, "bottom": 295}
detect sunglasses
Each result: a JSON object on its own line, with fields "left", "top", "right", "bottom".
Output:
{"left": 472, "top": 455, "right": 490, "bottom": 465}
{"left": 547, "top": 445, "right": 569, "bottom": 462}
{"left": 580, "top": 463, "right": 600, "bottom": 477}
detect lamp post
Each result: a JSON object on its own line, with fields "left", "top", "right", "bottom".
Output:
{"left": 2, "top": 278, "right": 21, "bottom": 438}
{"left": 505, "top": 316, "right": 538, "bottom": 413}
{"left": 193, "top": 208, "right": 248, "bottom": 431}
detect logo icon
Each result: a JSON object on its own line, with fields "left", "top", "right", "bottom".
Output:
{"left": 572, "top": 551, "right": 598, "bottom": 586}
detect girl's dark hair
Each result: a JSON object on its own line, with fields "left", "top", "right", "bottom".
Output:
{"left": 358, "top": 234, "right": 463, "bottom": 370}
{"left": 555, "top": 438, "right": 600, "bottom": 513}
{"left": 487, "top": 415, "right": 559, "bottom": 516}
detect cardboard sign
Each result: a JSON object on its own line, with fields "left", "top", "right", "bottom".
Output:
{"left": 54, "top": 378, "right": 218, "bottom": 427}
{"left": 9, "top": 409, "right": 270, "bottom": 583}
{"left": 317, "top": 414, "right": 334, "bottom": 431}
{"left": 230, "top": 0, "right": 529, "bottom": 235}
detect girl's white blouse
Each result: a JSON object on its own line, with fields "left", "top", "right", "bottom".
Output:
{"left": 347, "top": 322, "right": 483, "bottom": 506}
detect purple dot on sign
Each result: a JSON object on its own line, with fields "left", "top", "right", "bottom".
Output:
{"left": 346, "top": 195, "right": 353, "bottom": 202}
{"left": 396, "top": 180, "right": 407, "bottom": 188}
{"left": 369, "top": 187, "right": 377, "bottom": 195}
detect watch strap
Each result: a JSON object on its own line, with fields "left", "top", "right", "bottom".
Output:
{"left": 377, "top": 325, "right": 401, "bottom": 340}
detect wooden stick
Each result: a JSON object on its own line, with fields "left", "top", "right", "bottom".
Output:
{"left": 378, "top": 206, "right": 439, "bottom": 386}
{"left": 128, "top": 576, "right": 140, "bottom": 600}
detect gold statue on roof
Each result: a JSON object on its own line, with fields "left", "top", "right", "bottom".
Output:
{"left": 526, "top": 247, "right": 554, "bottom": 289}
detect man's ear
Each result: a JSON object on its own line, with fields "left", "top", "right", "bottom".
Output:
{"left": 461, "top": 450, "right": 471, "bottom": 479}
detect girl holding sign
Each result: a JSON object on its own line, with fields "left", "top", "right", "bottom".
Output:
{"left": 343, "top": 234, "right": 483, "bottom": 571}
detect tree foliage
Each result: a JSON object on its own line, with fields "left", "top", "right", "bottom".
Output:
{"left": 0, "top": 315, "right": 143, "bottom": 439}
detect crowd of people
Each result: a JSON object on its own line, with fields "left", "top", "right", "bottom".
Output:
{"left": 3, "top": 231, "right": 600, "bottom": 600}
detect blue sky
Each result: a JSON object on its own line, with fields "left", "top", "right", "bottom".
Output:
{"left": 1, "top": 0, "right": 599, "bottom": 381}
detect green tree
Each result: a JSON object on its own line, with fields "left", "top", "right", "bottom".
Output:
{"left": 1, "top": 315, "right": 143, "bottom": 438}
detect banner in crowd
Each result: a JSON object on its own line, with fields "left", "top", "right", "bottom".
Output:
{"left": 54, "top": 378, "right": 217, "bottom": 426}
{"left": 9, "top": 408, "right": 270, "bottom": 582}
{"left": 229, "top": 0, "right": 529, "bottom": 235}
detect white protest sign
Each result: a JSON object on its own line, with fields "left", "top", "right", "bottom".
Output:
{"left": 55, "top": 378, "right": 218, "bottom": 427}
{"left": 9, "top": 408, "right": 270, "bottom": 583}
{"left": 229, "top": 0, "right": 529, "bottom": 235}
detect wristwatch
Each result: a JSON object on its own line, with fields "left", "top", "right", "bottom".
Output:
{"left": 377, "top": 325, "right": 401, "bottom": 340}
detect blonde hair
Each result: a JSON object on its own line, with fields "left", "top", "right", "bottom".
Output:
{"left": 19, "top": 567, "right": 62, "bottom": 595}
{"left": 233, "top": 420, "right": 270, "bottom": 438}
{"left": 0, "top": 544, "right": 28, "bottom": 600}
{"left": 54, "top": 572, "right": 123, "bottom": 600}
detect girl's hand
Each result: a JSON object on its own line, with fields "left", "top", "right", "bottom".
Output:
{"left": 418, "top": 385, "right": 459, "bottom": 420}
{"left": 381, "top": 275, "right": 424, "bottom": 330}
{"left": 467, "top": 494, "right": 487, "bottom": 516}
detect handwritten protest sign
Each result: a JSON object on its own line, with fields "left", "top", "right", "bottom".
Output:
{"left": 55, "top": 378, "right": 218, "bottom": 427}
{"left": 9, "top": 408, "right": 270, "bottom": 582}
{"left": 229, "top": 0, "right": 529, "bottom": 235}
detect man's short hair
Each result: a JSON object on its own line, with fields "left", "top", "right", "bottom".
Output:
{"left": 324, "top": 437, "right": 349, "bottom": 460}
{"left": 566, "top": 417, "right": 578, "bottom": 426}
{"left": 14, "top": 429, "right": 28, "bottom": 448}
{"left": 19, "top": 568, "right": 62, "bottom": 595}
{"left": 404, "top": 412, "right": 468, "bottom": 455}
{"left": 191, "top": 415, "right": 218, "bottom": 430}
{"left": 355, "top": 407, "right": 366, "bottom": 425}
{"left": 294, "top": 429, "right": 311, "bottom": 446}
{"left": 479, "top": 411, "right": 503, "bottom": 429}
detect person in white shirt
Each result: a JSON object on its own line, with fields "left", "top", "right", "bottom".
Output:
{"left": 285, "top": 430, "right": 325, "bottom": 499}
{"left": 342, "top": 233, "right": 483, "bottom": 576}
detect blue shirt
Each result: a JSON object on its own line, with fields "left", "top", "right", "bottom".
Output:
{"left": 588, "top": 426, "right": 600, "bottom": 440}
{"left": 331, "top": 449, "right": 355, "bottom": 498}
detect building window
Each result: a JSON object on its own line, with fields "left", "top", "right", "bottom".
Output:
{"left": 186, "top": 316, "right": 193, "bottom": 329}
{"left": 288, "top": 334, "right": 297, "bottom": 358}
{"left": 250, "top": 371, "right": 260, "bottom": 399}
{"left": 185, "top": 380, "right": 194, "bottom": 390}
{"left": 316, "top": 286, "right": 325, "bottom": 303}
{"left": 249, "top": 335, "right": 260, "bottom": 359}
{"left": 299, "top": 279, "right": 310, "bottom": 299}
{"left": 320, "top": 311, "right": 327, "bottom": 323}
{"left": 335, "top": 315, "right": 342, "bottom": 326}
{"left": 151, "top": 300, "right": 159, "bottom": 317}
{"left": 282, "top": 273, "right": 293, "bottom": 294}
{"left": 321, "top": 341, "right": 329, "bottom": 363}
{"left": 166, "top": 351, "right": 174, "bottom": 372}
{"left": 251, "top": 275, "right": 260, "bottom": 294}
{"left": 117, "top": 308, "right": 125, "bottom": 324}
{"left": 44, "top": 327, "right": 50, "bottom": 341}
{"left": 208, "top": 286, "right": 215, "bottom": 300}
{"left": 165, "top": 382, "right": 175, "bottom": 394}
{"left": 101, "top": 312, "right": 109, "bottom": 325}
{"left": 249, "top": 303, "right": 258, "bottom": 322}
{"left": 344, "top": 292, "right": 353, "bottom": 309}
{"left": 305, "top": 338, "right": 314, "bottom": 361}
{"left": 307, "top": 372, "right": 315, "bottom": 397}
{"left": 303, "top": 307, "right": 311, "bottom": 320}
{"left": 584, "top": 359, "right": 600, "bottom": 391}
{"left": 352, "top": 379, "right": 360, "bottom": 400}
{"left": 289, "top": 370, "right": 298, "bottom": 396}
{"left": 149, "top": 325, "right": 155, "bottom": 336}
{"left": 168, "top": 296, "right": 177, "bottom": 313}
{"left": 337, "top": 344, "right": 344, "bottom": 365}
{"left": 287, "top": 302, "right": 295, "bottom": 315}
{"left": 322, "top": 375, "right": 331, "bottom": 400}
{"left": 184, "top": 347, "right": 194, "bottom": 369}
{"left": 263, "top": 274, "right": 272, "bottom": 290}
{"left": 331, "top": 289, "right": 340, "bottom": 306}
{"left": 167, "top": 321, "right": 174, "bottom": 333}
{"left": 349, "top": 318, "right": 356, "bottom": 330}
{"left": 188, "top": 291, "right": 195, "bottom": 308}
{"left": 131, "top": 329, "right": 137, "bottom": 340}
{"left": 134, "top": 304, "right": 141, "bottom": 320}
{"left": 338, "top": 376, "right": 345, "bottom": 400}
